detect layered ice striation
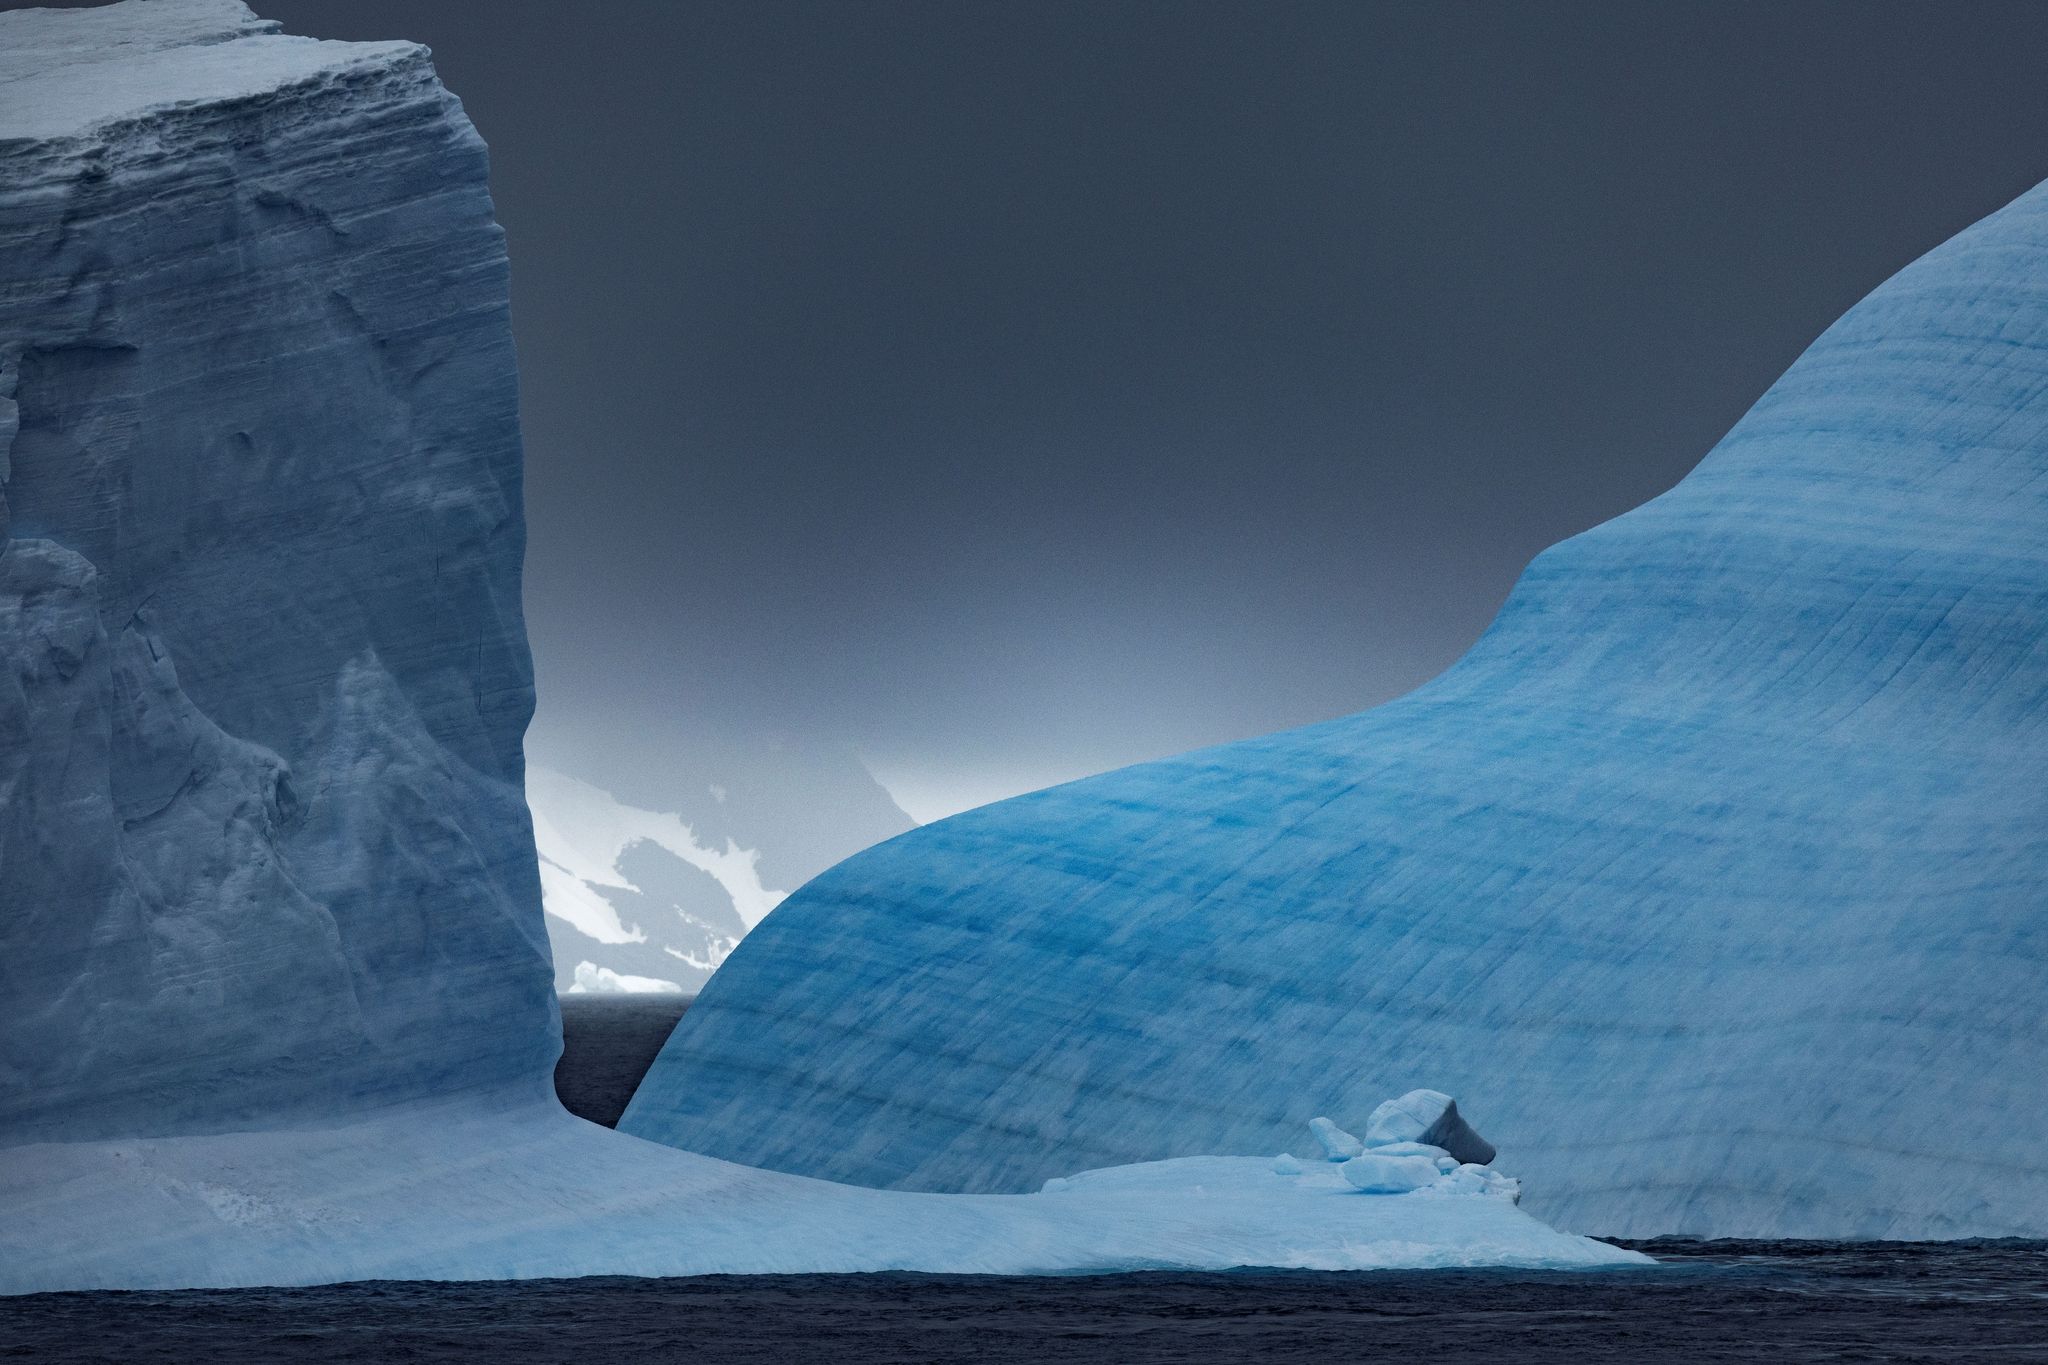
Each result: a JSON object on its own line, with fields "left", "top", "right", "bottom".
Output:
{"left": 625, "top": 176, "right": 2048, "bottom": 1238}
{"left": 0, "top": 0, "right": 553, "bottom": 1140}
{"left": 0, "top": 1, "right": 1641, "bottom": 1292}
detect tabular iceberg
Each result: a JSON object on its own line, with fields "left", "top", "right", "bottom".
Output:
{"left": 624, "top": 174, "right": 2048, "bottom": 1238}
{"left": 0, "top": 0, "right": 1635, "bottom": 1292}
{"left": 0, "top": 0, "right": 553, "bottom": 1141}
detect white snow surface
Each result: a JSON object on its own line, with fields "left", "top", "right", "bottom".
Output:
{"left": 528, "top": 765, "right": 787, "bottom": 993}
{"left": 0, "top": 1096, "right": 1645, "bottom": 1294}
{"left": 518, "top": 738, "right": 914, "bottom": 992}
{"left": 0, "top": 0, "right": 414, "bottom": 141}
{"left": 566, "top": 961, "right": 686, "bottom": 995}
{"left": 529, "top": 767, "right": 785, "bottom": 932}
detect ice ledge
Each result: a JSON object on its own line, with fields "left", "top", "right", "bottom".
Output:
{"left": 0, "top": 1097, "right": 1648, "bottom": 1293}
{"left": 0, "top": 0, "right": 419, "bottom": 142}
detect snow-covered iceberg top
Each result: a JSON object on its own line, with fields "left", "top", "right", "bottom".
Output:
{"left": 0, "top": 0, "right": 416, "bottom": 142}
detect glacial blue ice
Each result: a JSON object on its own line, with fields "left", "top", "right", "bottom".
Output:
{"left": 0, "top": 1102, "right": 1644, "bottom": 1294}
{"left": 623, "top": 163, "right": 2048, "bottom": 1239}
{"left": 0, "top": 0, "right": 553, "bottom": 1142}
{"left": 1339, "top": 1153, "right": 1442, "bottom": 1195}
{"left": 0, "top": 0, "right": 1639, "bottom": 1292}
{"left": 1310, "top": 1116, "right": 1365, "bottom": 1160}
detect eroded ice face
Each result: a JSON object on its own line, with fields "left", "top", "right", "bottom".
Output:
{"left": 0, "top": 0, "right": 553, "bottom": 1142}
{"left": 621, "top": 163, "right": 2048, "bottom": 1241}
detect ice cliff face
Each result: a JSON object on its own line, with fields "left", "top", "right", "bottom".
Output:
{"left": 626, "top": 179, "right": 2048, "bottom": 1238}
{"left": 0, "top": 2, "right": 1645, "bottom": 1293}
{"left": 0, "top": 0, "right": 553, "bottom": 1140}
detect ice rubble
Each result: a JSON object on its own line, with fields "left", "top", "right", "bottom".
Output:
{"left": 0, "top": 0, "right": 1638, "bottom": 1292}
{"left": 1309, "top": 1116, "right": 1365, "bottom": 1160}
{"left": 1307, "top": 1095, "right": 1516, "bottom": 1196}
{"left": 623, "top": 119, "right": 2048, "bottom": 1237}
{"left": 1365, "top": 1090, "right": 1498, "bottom": 1166}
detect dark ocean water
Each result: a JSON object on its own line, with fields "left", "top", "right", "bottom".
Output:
{"left": 552, "top": 994, "right": 693, "bottom": 1126}
{"left": 5, "top": 1002, "right": 2043, "bottom": 1362}
{"left": 6, "top": 1245, "right": 2046, "bottom": 1363}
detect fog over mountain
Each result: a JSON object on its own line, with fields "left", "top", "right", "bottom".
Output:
{"left": 525, "top": 711, "right": 913, "bottom": 993}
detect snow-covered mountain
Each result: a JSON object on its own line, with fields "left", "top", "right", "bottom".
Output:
{"left": 525, "top": 730, "right": 915, "bottom": 994}
{"left": 530, "top": 765, "right": 779, "bottom": 994}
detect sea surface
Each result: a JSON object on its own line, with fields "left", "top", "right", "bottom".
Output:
{"left": 6, "top": 1245, "right": 2046, "bottom": 1363}
{"left": 5, "top": 1002, "right": 2043, "bottom": 1363}
{"left": 553, "top": 994, "right": 693, "bottom": 1127}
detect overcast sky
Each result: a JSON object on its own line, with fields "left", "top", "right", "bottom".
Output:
{"left": 27, "top": 1, "right": 2048, "bottom": 819}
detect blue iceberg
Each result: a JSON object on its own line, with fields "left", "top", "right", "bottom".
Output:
{"left": 624, "top": 170, "right": 2048, "bottom": 1240}
{"left": 0, "top": 0, "right": 1638, "bottom": 1291}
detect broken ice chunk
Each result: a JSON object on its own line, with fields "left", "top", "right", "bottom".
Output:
{"left": 1364, "top": 1089, "right": 1497, "bottom": 1166}
{"left": 1272, "top": 1153, "right": 1303, "bottom": 1176}
{"left": 1427, "top": 1163, "right": 1522, "bottom": 1203}
{"left": 1339, "top": 1152, "right": 1441, "bottom": 1194}
{"left": 1369, "top": 1141, "right": 1449, "bottom": 1160}
{"left": 1308, "top": 1116, "right": 1364, "bottom": 1160}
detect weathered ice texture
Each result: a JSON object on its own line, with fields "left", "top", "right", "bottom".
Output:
{"left": 0, "top": 0, "right": 555, "bottom": 1141}
{"left": 1366, "top": 1091, "right": 1496, "bottom": 1167}
{"left": 626, "top": 176, "right": 2048, "bottom": 1239}
{"left": 0, "top": 2, "right": 1647, "bottom": 1293}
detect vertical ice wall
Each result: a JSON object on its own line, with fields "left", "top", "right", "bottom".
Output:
{"left": 627, "top": 178, "right": 2048, "bottom": 1238}
{"left": 0, "top": 0, "right": 554, "bottom": 1140}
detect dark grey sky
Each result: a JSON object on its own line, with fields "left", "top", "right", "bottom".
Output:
{"left": 30, "top": 1, "right": 2048, "bottom": 817}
